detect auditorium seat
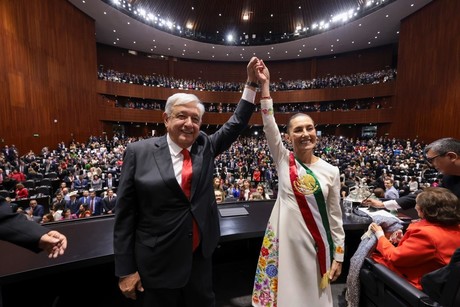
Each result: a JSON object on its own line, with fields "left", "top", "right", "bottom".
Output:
{"left": 0, "top": 190, "right": 10, "bottom": 198}
{"left": 35, "top": 185, "right": 51, "bottom": 196}
{"left": 360, "top": 255, "right": 460, "bottom": 307}
{"left": 23, "top": 179, "right": 35, "bottom": 189}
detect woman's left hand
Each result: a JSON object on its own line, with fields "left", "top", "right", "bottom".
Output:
{"left": 329, "top": 260, "right": 342, "bottom": 282}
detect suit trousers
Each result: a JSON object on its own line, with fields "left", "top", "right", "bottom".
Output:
{"left": 137, "top": 249, "right": 215, "bottom": 307}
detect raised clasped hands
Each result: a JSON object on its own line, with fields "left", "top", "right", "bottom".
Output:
{"left": 38, "top": 230, "right": 68, "bottom": 259}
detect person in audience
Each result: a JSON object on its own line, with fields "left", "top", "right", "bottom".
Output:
{"left": 88, "top": 189, "right": 102, "bottom": 216}
{"left": 239, "top": 179, "right": 253, "bottom": 201}
{"left": 27, "top": 199, "right": 44, "bottom": 222}
{"left": 78, "top": 190, "right": 90, "bottom": 207}
{"left": 77, "top": 203, "right": 91, "bottom": 218}
{"left": 52, "top": 193, "right": 67, "bottom": 211}
{"left": 102, "top": 189, "right": 117, "bottom": 214}
{"left": 364, "top": 137, "right": 460, "bottom": 210}
{"left": 8, "top": 168, "right": 26, "bottom": 182}
{"left": 15, "top": 182, "right": 29, "bottom": 199}
{"left": 214, "top": 189, "right": 224, "bottom": 204}
{"left": 41, "top": 213, "right": 55, "bottom": 224}
{"left": 383, "top": 177, "right": 399, "bottom": 199}
{"left": 369, "top": 187, "right": 460, "bottom": 290}
{"left": 66, "top": 191, "right": 80, "bottom": 215}
{"left": 90, "top": 174, "right": 103, "bottom": 190}
{"left": 251, "top": 59, "right": 344, "bottom": 307}
{"left": 255, "top": 184, "right": 270, "bottom": 200}
{"left": 249, "top": 192, "right": 263, "bottom": 200}
{"left": 50, "top": 202, "right": 64, "bottom": 221}
{"left": 408, "top": 176, "right": 419, "bottom": 192}
{"left": 113, "top": 57, "right": 259, "bottom": 306}
{"left": 104, "top": 172, "right": 118, "bottom": 189}
{"left": 373, "top": 187, "right": 385, "bottom": 198}
{"left": 0, "top": 196, "right": 67, "bottom": 258}
{"left": 74, "top": 174, "right": 88, "bottom": 190}
{"left": 60, "top": 207, "right": 78, "bottom": 220}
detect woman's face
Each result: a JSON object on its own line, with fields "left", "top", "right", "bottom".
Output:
{"left": 286, "top": 115, "right": 317, "bottom": 154}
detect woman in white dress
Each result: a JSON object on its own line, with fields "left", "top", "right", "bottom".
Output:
{"left": 251, "top": 60, "right": 345, "bottom": 307}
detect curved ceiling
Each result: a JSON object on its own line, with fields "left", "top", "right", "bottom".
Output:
{"left": 69, "top": 0, "right": 432, "bottom": 62}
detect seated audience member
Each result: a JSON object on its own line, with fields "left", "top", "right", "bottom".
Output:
{"left": 383, "top": 177, "right": 399, "bottom": 199}
{"left": 369, "top": 187, "right": 460, "bottom": 290}
{"left": 60, "top": 208, "right": 78, "bottom": 220}
{"left": 77, "top": 203, "right": 91, "bottom": 218}
{"left": 15, "top": 183, "right": 29, "bottom": 199}
{"left": 214, "top": 189, "right": 224, "bottom": 204}
{"left": 41, "top": 213, "right": 55, "bottom": 224}
{"left": 27, "top": 199, "right": 44, "bottom": 222}
{"left": 249, "top": 192, "right": 263, "bottom": 200}
{"left": 373, "top": 187, "right": 385, "bottom": 199}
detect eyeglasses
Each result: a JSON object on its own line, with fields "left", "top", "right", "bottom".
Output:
{"left": 425, "top": 153, "right": 446, "bottom": 164}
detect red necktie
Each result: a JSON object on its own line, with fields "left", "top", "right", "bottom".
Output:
{"left": 181, "top": 149, "right": 200, "bottom": 251}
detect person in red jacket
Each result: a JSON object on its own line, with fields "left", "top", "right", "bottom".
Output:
{"left": 15, "top": 183, "right": 29, "bottom": 199}
{"left": 370, "top": 187, "right": 460, "bottom": 290}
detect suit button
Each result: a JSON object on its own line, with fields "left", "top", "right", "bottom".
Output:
{"left": 188, "top": 232, "right": 193, "bottom": 238}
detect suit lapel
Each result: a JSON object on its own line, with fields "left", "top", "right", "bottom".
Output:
{"left": 151, "top": 137, "right": 184, "bottom": 196}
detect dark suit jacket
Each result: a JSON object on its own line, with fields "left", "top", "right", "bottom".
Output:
{"left": 0, "top": 197, "right": 47, "bottom": 253}
{"left": 113, "top": 99, "right": 255, "bottom": 288}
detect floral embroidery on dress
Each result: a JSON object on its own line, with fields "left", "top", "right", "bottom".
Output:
{"left": 252, "top": 222, "right": 279, "bottom": 307}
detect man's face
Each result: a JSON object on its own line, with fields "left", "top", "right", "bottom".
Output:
{"left": 384, "top": 180, "right": 393, "bottom": 189}
{"left": 164, "top": 103, "right": 201, "bottom": 148}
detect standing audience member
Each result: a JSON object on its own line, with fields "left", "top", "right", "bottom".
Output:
{"left": 113, "top": 58, "right": 259, "bottom": 306}
{"left": 102, "top": 189, "right": 117, "bottom": 214}
{"left": 369, "top": 187, "right": 460, "bottom": 290}
{"left": 66, "top": 191, "right": 80, "bottom": 215}
{"left": 0, "top": 196, "right": 67, "bottom": 258}
{"left": 251, "top": 60, "right": 344, "bottom": 307}
{"left": 88, "top": 189, "right": 102, "bottom": 216}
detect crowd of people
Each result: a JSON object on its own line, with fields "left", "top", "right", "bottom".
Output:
{"left": 98, "top": 67, "right": 396, "bottom": 93}
{"left": 0, "top": 132, "right": 442, "bottom": 217}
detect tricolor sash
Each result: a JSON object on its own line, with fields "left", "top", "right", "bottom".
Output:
{"left": 289, "top": 152, "right": 334, "bottom": 289}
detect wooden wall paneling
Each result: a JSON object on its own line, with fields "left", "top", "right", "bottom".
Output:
{"left": 0, "top": 0, "right": 99, "bottom": 154}
{"left": 390, "top": 0, "right": 460, "bottom": 142}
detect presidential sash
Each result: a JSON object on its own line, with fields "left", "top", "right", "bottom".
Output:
{"left": 289, "top": 152, "right": 334, "bottom": 289}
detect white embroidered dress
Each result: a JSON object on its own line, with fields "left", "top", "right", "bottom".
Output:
{"left": 252, "top": 99, "right": 345, "bottom": 307}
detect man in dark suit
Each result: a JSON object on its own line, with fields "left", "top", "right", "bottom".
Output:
{"left": 114, "top": 57, "right": 261, "bottom": 306}
{"left": 102, "top": 189, "right": 117, "bottom": 214}
{"left": 0, "top": 196, "right": 67, "bottom": 258}
{"left": 103, "top": 172, "right": 118, "bottom": 190}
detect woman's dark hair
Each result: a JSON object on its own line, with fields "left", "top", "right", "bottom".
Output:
{"left": 416, "top": 187, "right": 460, "bottom": 226}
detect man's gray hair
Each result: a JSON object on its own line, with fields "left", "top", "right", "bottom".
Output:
{"left": 164, "top": 93, "right": 205, "bottom": 118}
{"left": 424, "top": 137, "right": 460, "bottom": 155}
